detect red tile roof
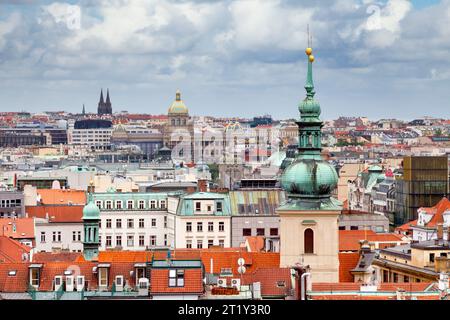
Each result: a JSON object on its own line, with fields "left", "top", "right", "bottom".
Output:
{"left": 0, "top": 218, "right": 35, "bottom": 239}
{"left": 339, "top": 230, "right": 405, "bottom": 251}
{"left": 25, "top": 205, "right": 83, "bottom": 223}
{"left": 312, "top": 282, "right": 435, "bottom": 292}
{"left": 243, "top": 236, "right": 265, "bottom": 252}
{"left": 338, "top": 252, "right": 360, "bottom": 282}
{"left": 0, "top": 236, "right": 31, "bottom": 263}
{"left": 37, "top": 189, "right": 86, "bottom": 206}
{"left": 32, "top": 252, "right": 82, "bottom": 263}
{"left": 242, "top": 267, "right": 292, "bottom": 297}
{"left": 89, "top": 249, "right": 280, "bottom": 278}
{"left": 150, "top": 268, "right": 204, "bottom": 295}
{"left": 0, "top": 263, "right": 30, "bottom": 293}
{"left": 419, "top": 197, "right": 450, "bottom": 227}
{"left": 395, "top": 219, "right": 417, "bottom": 232}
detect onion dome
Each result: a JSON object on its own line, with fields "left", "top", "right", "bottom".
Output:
{"left": 281, "top": 159, "right": 338, "bottom": 197}
{"left": 83, "top": 193, "right": 100, "bottom": 220}
{"left": 168, "top": 90, "right": 189, "bottom": 115}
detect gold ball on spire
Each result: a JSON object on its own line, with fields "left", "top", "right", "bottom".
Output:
{"left": 305, "top": 47, "right": 313, "bottom": 56}
{"left": 309, "top": 55, "right": 315, "bottom": 63}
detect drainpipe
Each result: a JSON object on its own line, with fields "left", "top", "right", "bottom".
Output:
{"left": 301, "top": 272, "right": 311, "bottom": 301}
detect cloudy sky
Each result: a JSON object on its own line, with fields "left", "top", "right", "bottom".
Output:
{"left": 0, "top": 0, "right": 448, "bottom": 120}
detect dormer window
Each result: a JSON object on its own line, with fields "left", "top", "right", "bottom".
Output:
{"left": 138, "top": 200, "right": 145, "bottom": 209}
{"left": 116, "top": 200, "right": 123, "bottom": 209}
{"left": 105, "top": 200, "right": 112, "bottom": 210}
{"left": 150, "top": 200, "right": 156, "bottom": 209}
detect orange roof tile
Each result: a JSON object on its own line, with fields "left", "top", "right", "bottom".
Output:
{"left": 25, "top": 205, "right": 83, "bottom": 223}
{"left": 241, "top": 267, "right": 292, "bottom": 297}
{"left": 37, "top": 189, "right": 86, "bottom": 206}
{"left": 420, "top": 197, "right": 450, "bottom": 227}
{"left": 244, "top": 236, "right": 265, "bottom": 252}
{"left": 339, "top": 230, "right": 405, "bottom": 251}
{"left": 0, "top": 218, "right": 35, "bottom": 239}
{"left": 0, "top": 236, "right": 31, "bottom": 263}
{"left": 150, "top": 268, "right": 204, "bottom": 295}
{"left": 338, "top": 252, "right": 360, "bottom": 282}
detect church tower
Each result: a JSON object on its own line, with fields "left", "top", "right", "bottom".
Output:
{"left": 277, "top": 45, "right": 341, "bottom": 282}
{"left": 97, "top": 89, "right": 105, "bottom": 115}
{"left": 82, "top": 183, "right": 100, "bottom": 261}
{"left": 105, "top": 89, "right": 112, "bottom": 114}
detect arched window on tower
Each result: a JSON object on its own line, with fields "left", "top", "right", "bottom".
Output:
{"left": 304, "top": 228, "right": 314, "bottom": 254}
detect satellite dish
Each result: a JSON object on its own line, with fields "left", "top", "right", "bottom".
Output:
{"left": 238, "top": 266, "right": 246, "bottom": 274}
{"left": 237, "top": 258, "right": 245, "bottom": 266}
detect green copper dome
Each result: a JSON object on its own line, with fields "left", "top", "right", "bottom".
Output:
{"left": 83, "top": 193, "right": 100, "bottom": 220}
{"left": 281, "top": 159, "right": 338, "bottom": 197}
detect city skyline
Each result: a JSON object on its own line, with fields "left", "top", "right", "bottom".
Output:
{"left": 0, "top": 0, "right": 449, "bottom": 119}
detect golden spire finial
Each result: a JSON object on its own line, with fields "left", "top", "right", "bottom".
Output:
{"left": 305, "top": 24, "right": 314, "bottom": 62}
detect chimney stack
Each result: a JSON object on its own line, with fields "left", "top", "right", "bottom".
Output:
{"left": 197, "top": 179, "right": 208, "bottom": 193}
{"left": 437, "top": 223, "right": 444, "bottom": 241}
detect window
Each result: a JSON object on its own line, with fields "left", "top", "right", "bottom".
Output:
{"left": 208, "top": 240, "right": 214, "bottom": 248}
{"left": 116, "top": 201, "right": 122, "bottom": 209}
{"left": 195, "top": 202, "right": 201, "bottom": 212}
{"left": 164, "top": 216, "right": 167, "bottom": 228}
{"left": 116, "top": 219, "right": 122, "bottom": 229}
{"left": 139, "top": 200, "right": 145, "bottom": 209}
{"left": 404, "top": 275, "right": 409, "bottom": 283}
{"left": 197, "top": 222, "right": 203, "bottom": 232}
{"left": 169, "top": 269, "right": 185, "bottom": 287}
{"left": 73, "top": 231, "right": 77, "bottom": 241}
{"left": 139, "top": 235, "right": 145, "bottom": 247}
{"left": 99, "top": 268, "right": 108, "bottom": 287}
{"left": 106, "top": 219, "right": 112, "bottom": 229}
{"left": 127, "top": 200, "right": 134, "bottom": 209}
{"left": 219, "top": 239, "right": 224, "bottom": 247}
{"left": 150, "top": 235, "right": 156, "bottom": 246}
{"left": 207, "top": 205, "right": 212, "bottom": 212}
{"left": 139, "top": 219, "right": 145, "bottom": 228}
{"left": 150, "top": 200, "right": 156, "bottom": 209}
{"left": 52, "top": 231, "right": 57, "bottom": 242}
{"left": 106, "top": 236, "right": 112, "bottom": 247}
{"left": 383, "top": 270, "right": 389, "bottom": 282}
{"left": 96, "top": 200, "right": 102, "bottom": 209}
{"left": 197, "top": 240, "right": 203, "bottom": 249}
{"left": 127, "top": 219, "right": 134, "bottom": 229}
{"left": 430, "top": 253, "right": 435, "bottom": 263}
{"left": 393, "top": 273, "right": 399, "bottom": 283}
{"left": 56, "top": 232, "right": 61, "bottom": 242}
{"left": 30, "top": 268, "right": 40, "bottom": 287}
{"left": 186, "top": 222, "right": 192, "bottom": 232}
{"left": 40, "top": 232, "right": 46, "bottom": 243}
{"left": 127, "top": 235, "right": 134, "bottom": 247}
{"left": 151, "top": 218, "right": 156, "bottom": 227}
{"left": 350, "top": 226, "right": 359, "bottom": 230}
{"left": 77, "top": 231, "right": 81, "bottom": 242}
{"left": 243, "top": 228, "right": 251, "bottom": 237}
{"left": 256, "top": 228, "right": 265, "bottom": 236}
{"left": 339, "top": 226, "right": 345, "bottom": 230}
{"left": 217, "top": 202, "right": 223, "bottom": 212}
{"left": 208, "top": 222, "right": 214, "bottom": 232}
{"left": 304, "top": 228, "right": 314, "bottom": 254}
{"left": 164, "top": 234, "right": 167, "bottom": 246}
{"left": 270, "top": 228, "right": 278, "bottom": 236}
{"left": 105, "top": 201, "right": 112, "bottom": 210}
{"left": 160, "top": 200, "right": 167, "bottom": 209}
{"left": 116, "top": 235, "right": 122, "bottom": 247}
{"left": 219, "top": 222, "right": 225, "bottom": 232}
{"left": 186, "top": 240, "right": 192, "bottom": 248}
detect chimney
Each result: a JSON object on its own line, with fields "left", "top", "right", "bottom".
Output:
{"left": 437, "top": 223, "right": 444, "bottom": 241}
{"left": 197, "top": 179, "right": 208, "bottom": 193}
